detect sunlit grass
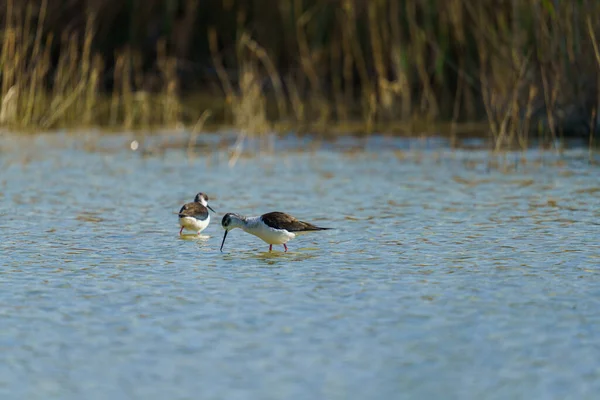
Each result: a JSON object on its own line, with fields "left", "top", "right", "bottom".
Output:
{"left": 0, "top": 0, "right": 599, "bottom": 157}
{"left": 0, "top": 0, "right": 183, "bottom": 132}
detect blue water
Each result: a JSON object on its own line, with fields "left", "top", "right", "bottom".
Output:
{"left": 1, "top": 132, "right": 599, "bottom": 399}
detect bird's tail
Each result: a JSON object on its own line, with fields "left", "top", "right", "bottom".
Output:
{"left": 299, "top": 222, "right": 333, "bottom": 232}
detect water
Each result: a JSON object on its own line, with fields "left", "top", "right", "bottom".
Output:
{"left": 1, "top": 132, "right": 599, "bottom": 399}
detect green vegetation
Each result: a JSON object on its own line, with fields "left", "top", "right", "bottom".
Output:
{"left": 1, "top": 0, "right": 599, "bottom": 149}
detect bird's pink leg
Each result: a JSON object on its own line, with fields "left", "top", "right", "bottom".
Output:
{"left": 284, "top": 244, "right": 288, "bottom": 252}
{"left": 269, "top": 245, "right": 272, "bottom": 252}
{"left": 179, "top": 226, "right": 184, "bottom": 235}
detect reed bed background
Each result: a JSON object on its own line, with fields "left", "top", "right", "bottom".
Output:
{"left": 0, "top": 0, "right": 599, "bottom": 150}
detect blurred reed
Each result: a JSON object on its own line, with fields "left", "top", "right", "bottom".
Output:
{"left": 0, "top": 0, "right": 598, "bottom": 152}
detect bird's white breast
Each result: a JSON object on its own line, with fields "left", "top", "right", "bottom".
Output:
{"left": 179, "top": 215, "right": 210, "bottom": 232}
{"left": 243, "top": 217, "right": 295, "bottom": 245}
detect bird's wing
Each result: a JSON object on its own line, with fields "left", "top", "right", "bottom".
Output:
{"left": 261, "top": 211, "right": 328, "bottom": 232}
{"left": 178, "top": 203, "right": 209, "bottom": 219}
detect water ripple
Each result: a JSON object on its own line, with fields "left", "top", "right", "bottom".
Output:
{"left": 0, "top": 133, "right": 599, "bottom": 399}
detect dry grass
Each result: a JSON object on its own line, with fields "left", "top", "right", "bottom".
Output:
{"left": 205, "top": 0, "right": 600, "bottom": 153}
{"left": 0, "top": 0, "right": 185, "bottom": 132}
{"left": 0, "top": 0, "right": 599, "bottom": 156}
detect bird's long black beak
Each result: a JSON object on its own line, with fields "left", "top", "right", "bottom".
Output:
{"left": 220, "top": 230, "right": 228, "bottom": 252}
{"left": 207, "top": 205, "right": 216, "bottom": 213}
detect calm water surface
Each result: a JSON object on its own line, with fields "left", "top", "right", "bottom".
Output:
{"left": 1, "top": 132, "right": 599, "bottom": 399}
